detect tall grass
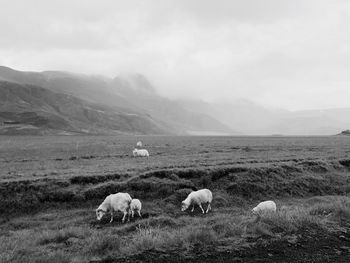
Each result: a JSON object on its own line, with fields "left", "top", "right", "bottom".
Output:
{"left": 260, "top": 207, "right": 323, "bottom": 234}
{"left": 37, "top": 226, "right": 90, "bottom": 245}
{"left": 86, "top": 233, "right": 121, "bottom": 256}
{"left": 308, "top": 196, "right": 350, "bottom": 220}
{"left": 2, "top": 196, "right": 350, "bottom": 262}
{"left": 121, "top": 224, "right": 218, "bottom": 255}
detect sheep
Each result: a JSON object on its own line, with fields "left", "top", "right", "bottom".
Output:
{"left": 96, "top": 192, "right": 132, "bottom": 223}
{"left": 129, "top": 198, "right": 142, "bottom": 219}
{"left": 136, "top": 141, "right": 142, "bottom": 148}
{"left": 132, "top": 148, "right": 149, "bottom": 157}
{"left": 181, "top": 189, "right": 213, "bottom": 214}
{"left": 252, "top": 200, "right": 277, "bottom": 215}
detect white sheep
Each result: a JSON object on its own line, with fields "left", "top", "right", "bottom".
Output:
{"left": 96, "top": 192, "right": 132, "bottom": 223}
{"left": 129, "top": 198, "right": 142, "bottom": 218}
{"left": 132, "top": 148, "right": 149, "bottom": 157}
{"left": 252, "top": 200, "right": 277, "bottom": 215}
{"left": 136, "top": 141, "right": 142, "bottom": 148}
{"left": 181, "top": 189, "right": 213, "bottom": 214}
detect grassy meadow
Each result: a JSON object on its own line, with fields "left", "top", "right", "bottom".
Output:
{"left": 1, "top": 135, "right": 350, "bottom": 262}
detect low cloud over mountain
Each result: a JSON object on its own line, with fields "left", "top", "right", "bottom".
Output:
{"left": 0, "top": 66, "right": 233, "bottom": 135}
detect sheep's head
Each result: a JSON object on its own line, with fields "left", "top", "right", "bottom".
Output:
{"left": 251, "top": 207, "right": 259, "bottom": 215}
{"left": 181, "top": 201, "right": 189, "bottom": 211}
{"left": 132, "top": 149, "right": 138, "bottom": 156}
{"left": 96, "top": 208, "right": 107, "bottom": 221}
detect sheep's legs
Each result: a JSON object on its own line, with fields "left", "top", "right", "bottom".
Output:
{"left": 122, "top": 211, "right": 128, "bottom": 223}
{"left": 110, "top": 211, "right": 114, "bottom": 223}
{"left": 206, "top": 203, "right": 211, "bottom": 213}
{"left": 131, "top": 211, "right": 135, "bottom": 218}
{"left": 127, "top": 211, "right": 131, "bottom": 222}
{"left": 191, "top": 205, "right": 195, "bottom": 212}
{"left": 199, "top": 204, "right": 205, "bottom": 214}
{"left": 138, "top": 211, "right": 142, "bottom": 218}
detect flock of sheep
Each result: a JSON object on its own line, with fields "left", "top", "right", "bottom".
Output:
{"left": 95, "top": 141, "right": 277, "bottom": 223}
{"left": 95, "top": 189, "right": 277, "bottom": 223}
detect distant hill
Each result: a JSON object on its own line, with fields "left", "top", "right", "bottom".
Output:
{"left": 0, "top": 66, "right": 234, "bottom": 135}
{"left": 337, "top": 130, "right": 350, "bottom": 136}
{"left": 179, "top": 99, "right": 350, "bottom": 135}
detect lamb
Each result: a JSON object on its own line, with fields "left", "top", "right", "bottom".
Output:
{"left": 181, "top": 189, "right": 213, "bottom": 214}
{"left": 132, "top": 148, "right": 149, "bottom": 157}
{"left": 136, "top": 141, "right": 142, "bottom": 148}
{"left": 252, "top": 200, "right": 277, "bottom": 215}
{"left": 96, "top": 192, "right": 132, "bottom": 223}
{"left": 129, "top": 198, "right": 142, "bottom": 218}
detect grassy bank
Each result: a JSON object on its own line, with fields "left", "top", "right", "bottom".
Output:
{"left": 1, "top": 195, "right": 350, "bottom": 263}
{"left": 1, "top": 158, "right": 350, "bottom": 215}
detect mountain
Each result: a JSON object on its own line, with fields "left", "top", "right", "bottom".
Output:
{"left": 110, "top": 74, "right": 235, "bottom": 135}
{"left": 179, "top": 99, "right": 289, "bottom": 135}
{"left": 179, "top": 99, "right": 350, "bottom": 135}
{"left": 0, "top": 81, "right": 172, "bottom": 135}
{"left": 0, "top": 66, "right": 234, "bottom": 135}
{"left": 4, "top": 65, "right": 347, "bottom": 136}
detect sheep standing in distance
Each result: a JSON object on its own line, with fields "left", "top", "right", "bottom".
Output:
{"left": 96, "top": 192, "right": 132, "bottom": 223}
{"left": 252, "top": 200, "right": 277, "bottom": 215}
{"left": 181, "top": 189, "right": 213, "bottom": 214}
{"left": 129, "top": 199, "right": 142, "bottom": 219}
{"left": 133, "top": 148, "right": 149, "bottom": 157}
{"left": 136, "top": 141, "right": 142, "bottom": 148}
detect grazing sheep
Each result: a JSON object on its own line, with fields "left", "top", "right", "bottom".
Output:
{"left": 136, "top": 141, "right": 142, "bottom": 148}
{"left": 181, "top": 189, "right": 213, "bottom": 214}
{"left": 96, "top": 192, "right": 132, "bottom": 223}
{"left": 252, "top": 200, "right": 277, "bottom": 215}
{"left": 132, "top": 148, "right": 149, "bottom": 157}
{"left": 129, "top": 199, "right": 142, "bottom": 219}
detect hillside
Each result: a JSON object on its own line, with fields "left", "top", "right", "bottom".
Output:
{"left": 0, "top": 66, "right": 234, "bottom": 135}
{"left": 0, "top": 81, "right": 170, "bottom": 135}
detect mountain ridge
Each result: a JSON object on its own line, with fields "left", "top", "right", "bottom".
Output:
{"left": 0, "top": 66, "right": 234, "bottom": 135}
{"left": 3, "top": 65, "right": 348, "bottom": 136}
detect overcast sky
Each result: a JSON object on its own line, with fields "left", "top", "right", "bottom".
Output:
{"left": 0, "top": 0, "right": 349, "bottom": 110}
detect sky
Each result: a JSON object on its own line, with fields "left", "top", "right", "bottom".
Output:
{"left": 0, "top": 0, "right": 349, "bottom": 110}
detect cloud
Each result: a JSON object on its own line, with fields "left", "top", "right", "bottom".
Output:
{"left": 0, "top": 0, "right": 349, "bottom": 110}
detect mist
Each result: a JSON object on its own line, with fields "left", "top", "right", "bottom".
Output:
{"left": 1, "top": 0, "right": 350, "bottom": 111}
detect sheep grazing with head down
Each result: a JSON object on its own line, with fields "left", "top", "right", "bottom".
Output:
{"left": 129, "top": 198, "right": 142, "bottom": 219}
{"left": 181, "top": 189, "right": 213, "bottom": 214}
{"left": 252, "top": 200, "right": 277, "bottom": 215}
{"left": 132, "top": 148, "right": 149, "bottom": 157}
{"left": 96, "top": 192, "right": 132, "bottom": 223}
{"left": 136, "top": 141, "right": 142, "bottom": 148}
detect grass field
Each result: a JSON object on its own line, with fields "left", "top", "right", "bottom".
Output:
{"left": 1, "top": 135, "right": 350, "bottom": 262}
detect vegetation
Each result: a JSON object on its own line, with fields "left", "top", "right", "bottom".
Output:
{"left": 1, "top": 136, "right": 350, "bottom": 262}
{"left": 1, "top": 196, "right": 350, "bottom": 262}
